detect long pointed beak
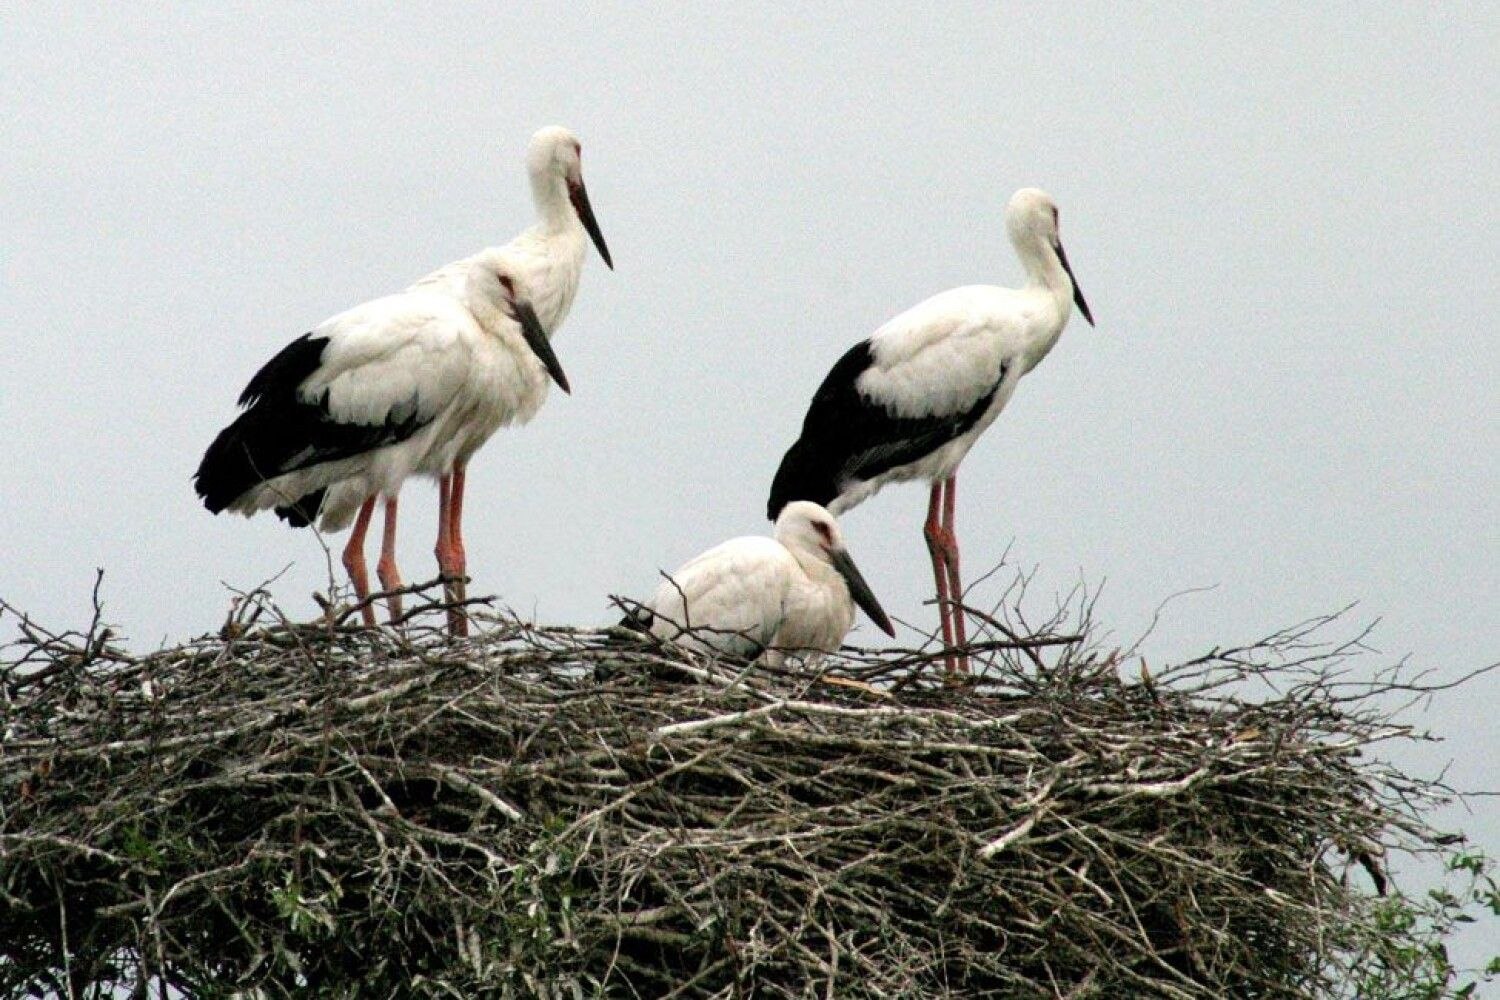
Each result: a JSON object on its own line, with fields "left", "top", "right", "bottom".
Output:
{"left": 513, "top": 299, "right": 570, "bottom": 394}
{"left": 1054, "top": 241, "right": 1094, "bottom": 327}
{"left": 828, "top": 547, "right": 896, "bottom": 638}
{"left": 568, "top": 178, "right": 613, "bottom": 270}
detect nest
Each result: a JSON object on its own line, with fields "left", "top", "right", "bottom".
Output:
{"left": 0, "top": 577, "right": 1485, "bottom": 998}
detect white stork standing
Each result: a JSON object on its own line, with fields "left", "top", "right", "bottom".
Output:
{"left": 405, "top": 125, "right": 613, "bottom": 630}
{"left": 766, "top": 188, "right": 1094, "bottom": 675}
{"left": 193, "top": 255, "right": 569, "bottom": 628}
{"left": 627, "top": 501, "right": 896, "bottom": 664}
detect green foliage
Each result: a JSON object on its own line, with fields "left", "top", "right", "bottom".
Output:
{"left": 270, "top": 866, "right": 344, "bottom": 939}
{"left": 1347, "top": 850, "right": 1499, "bottom": 1000}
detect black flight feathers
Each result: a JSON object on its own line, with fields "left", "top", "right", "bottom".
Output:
{"left": 766, "top": 340, "right": 1005, "bottom": 520}
{"left": 193, "top": 333, "right": 431, "bottom": 525}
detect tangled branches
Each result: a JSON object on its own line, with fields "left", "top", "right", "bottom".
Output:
{"left": 0, "top": 579, "right": 1493, "bottom": 998}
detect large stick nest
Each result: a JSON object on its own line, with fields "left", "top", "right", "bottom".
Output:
{"left": 0, "top": 579, "right": 1480, "bottom": 997}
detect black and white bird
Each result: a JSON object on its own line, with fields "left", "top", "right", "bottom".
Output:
{"left": 193, "top": 256, "right": 568, "bottom": 626}
{"left": 629, "top": 501, "right": 896, "bottom": 664}
{"left": 195, "top": 125, "right": 611, "bottom": 634}
{"left": 766, "top": 188, "right": 1094, "bottom": 674}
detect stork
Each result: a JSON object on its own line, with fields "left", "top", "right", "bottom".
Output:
{"left": 405, "top": 125, "right": 612, "bottom": 628}
{"left": 766, "top": 188, "right": 1094, "bottom": 675}
{"left": 627, "top": 501, "right": 896, "bottom": 664}
{"left": 193, "top": 255, "right": 568, "bottom": 628}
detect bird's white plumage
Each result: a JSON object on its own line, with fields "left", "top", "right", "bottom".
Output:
{"left": 303, "top": 294, "right": 475, "bottom": 429}
{"left": 413, "top": 226, "right": 584, "bottom": 346}
{"left": 645, "top": 535, "right": 802, "bottom": 659}
{"left": 828, "top": 190, "right": 1087, "bottom": 513}
{"left": 642, "top": 502, "right": 870, "bottom": 663}
{"left": 226, "top": 258, "right": 549, "bottom": 530}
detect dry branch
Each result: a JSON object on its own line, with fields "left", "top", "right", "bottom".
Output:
{"left": 0, "top": 581, "right": 1492, "bottom": 998}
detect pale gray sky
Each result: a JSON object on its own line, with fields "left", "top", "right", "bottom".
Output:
{"left": 3, "top": 1, "right": 1497, "bottom": 966}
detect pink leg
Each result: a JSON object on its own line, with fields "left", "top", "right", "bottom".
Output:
{"left": 940, "top": 474, "right": 969, "bottom": 674}
{"left": 435, "top": 474, "right": 457, "bottom": 619}
{"left": 342, "top": 497, "right": 378, "bottom": 627}
{"left": 435, "top": 474, "right": 452, "bottom": 575}
{"left": 447, "top": 465, "right": 469, "bottom": 637}
{"left": 433, "top": 471, "right": 468, "bottom": 638}
{"left": 923, "top": 481, "right": 958, "bottom": 674}
{"left": 449, "top": 465, "right": 468, "bottom": 595}
{"left": 376, "top": 495, "right": 404, "bottom": 624}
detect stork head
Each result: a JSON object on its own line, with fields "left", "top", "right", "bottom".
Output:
{"left": 775, "top": 501, "right": 896, "bottom": 638}
{"left": 1006, "top": 187, "right": 1093, "bottom": 327}
{"left": 475, "top": 257, "right": 571, "bottom": 394}
{"left": 526, "top": 126, "right": 613, "bottom": 269}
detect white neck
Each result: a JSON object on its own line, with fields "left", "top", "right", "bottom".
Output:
{"left": 530, "top": 168, "right": 577, "bottom": 233}
{"left": 1014, "top": 231, "right": 1065, "bottom": 293}
{"left": 1016, "top": 233, "right": 1075, "bottom": 336}
{"left": 782, "top": 544, "right": 835, "bottom": 586}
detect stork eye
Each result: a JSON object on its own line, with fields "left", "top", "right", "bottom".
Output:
{"left": 1051, "top": 205, "right": 1059, "bottom": 226}
{"left": 813, "top": 521, "right": 834, "bottom": 545}
{"left": 497, "top": 273, "right": 515, "bottom": 293}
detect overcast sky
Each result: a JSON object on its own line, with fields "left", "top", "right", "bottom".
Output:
{"left": 3, "top": 2, "right": 1496, "bottom": 967}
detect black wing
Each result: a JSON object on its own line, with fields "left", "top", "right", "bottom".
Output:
{"left": 193, "top": 333, "right": 429, "bottom": 518}
{"left": 274, "top": 487, "right": 326, "bottom": 528}
{"left": 767, "top": 340, "right": 1004, "bottom": 519}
